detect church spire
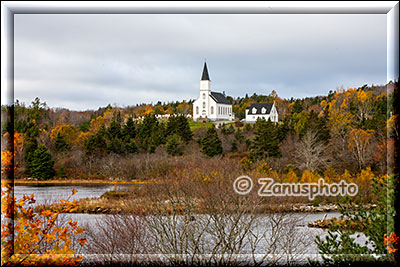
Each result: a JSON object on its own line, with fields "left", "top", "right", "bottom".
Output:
{"left": 201, "top": 62, "right": 210, "bottom": 81}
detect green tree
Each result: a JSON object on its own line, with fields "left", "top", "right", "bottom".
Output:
{"left": 29, "top": 144, "right": 55, "bottom": 180}
{"left": 107, "top": 111, "right": 123, "bottom": 140}
{"left": 137, "top": 114, "right": 165, "bottom": 153}
{"left": 55, "top": 132, "right": 70, "bottom": 152}
{"left": 122, "top": 117, "right": 137, "bottom": 140}
{"left": 250, "top": 118, "right": 280, "bottom": 160}
{"left": 313, "top": 175, "right": 396, "bottom": 264}
{"left": 166, "top": 134, "right": 184, "bottom": 156}
{"left": 84, "top": 124, "right": 107, "bottom": 156}
{"left": 107, "top": 137, "right": 126, "bottom": 154}
{"left": 166, "top": 114, "right": 192, "bottom": 141}
{"left": 126, "top": 138, "right": 138, "bottom": 154}
{"left": 200, "top": 125, "right": 223, "bottom": 157}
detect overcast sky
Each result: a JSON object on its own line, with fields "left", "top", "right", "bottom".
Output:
{"left": 12, "top": 14, "right": 387, "bottom": 111}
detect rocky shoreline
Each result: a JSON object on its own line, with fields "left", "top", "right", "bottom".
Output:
{"left": 35, "top": 195, "right": 378, "bottom": 216}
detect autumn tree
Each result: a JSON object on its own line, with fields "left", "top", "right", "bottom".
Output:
{"left": 1, "top": 186, "right": 86, "bottom": 266}
{"left": 295, "top": 129, "right": 328, "bottom": 171}
{"left": 347, "top": 128, "right": 375, "bottom": 169}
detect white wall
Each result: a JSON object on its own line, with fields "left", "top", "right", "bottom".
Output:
{"left": 245, "top": 104, "right": 278, "bottom": 123}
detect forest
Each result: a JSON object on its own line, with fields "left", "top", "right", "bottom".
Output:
{"left": 1, "top": 82, "right": 397, "bottom": 190}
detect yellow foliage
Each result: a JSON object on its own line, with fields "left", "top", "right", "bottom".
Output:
{"left": 50, "top": 124, "right": 80, "bottom": 146}
{"left": 300, "top": 169, "right": 319, "bottom": 183}
{"left": 1, "top": 186, "right": 86, "bottom": 266}
{"left": 284, "top": 169, "right": 298, "bottom": 183}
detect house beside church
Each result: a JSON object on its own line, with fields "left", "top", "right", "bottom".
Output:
{"left": 245, "top": 103, "right": 278, "bottom": 123}
{"left": 192, "top": 63, "right": 233, "bottom": 121}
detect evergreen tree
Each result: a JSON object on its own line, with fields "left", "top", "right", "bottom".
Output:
{"left": 29, "top": 144, "right": 55, "bottom": 180}
{"left": 24, "top": 139, "right": 38, "bottom": 176}
{"left": 122, "top": 117, "right": 136, "bottom": 140}
{"left": 55, "top": 132, "right": 70, "bottom": 152}
{"left": 166, "top": 134, "right": 184, "bottom": 156}
{"left": 126, "top": 138, "right": 138, "bottom": 153}
{"left": 84, "top": 124, "right": 107, "bottom": 156}
{"left": 166, "top": 114, "right": 192, "bottom": 141}
{"left": 107, "top": 111, "right": 122, "bottom": 140}
{"left": 107, "top": 137, "right": 126, "bottom": 154}
{"left": 137, "top": 114, "right": 165, "bottom": 153}
{"left": 200, "top": 125, "right": 223, "bottom": 157}
{"left": 250, "top": 118, "right": 280, "bottom": 160}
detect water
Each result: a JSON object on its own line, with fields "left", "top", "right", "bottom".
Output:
{"left": 13, "top": 184, "right": 134, "bottom": 205}
{"left": 9, "top": 185, "right": 370, "bottom": 263}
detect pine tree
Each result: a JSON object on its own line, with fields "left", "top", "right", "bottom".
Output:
{"left": 137, "top": 114, "right": 165, "bottom": 152}
{"left": 107, "top": 137, "right": 126, "bottom": 154}
{"left": 166, "top": 134, "right": 184, "bottom": 156}
{"left": 29, "top": 144, "right": 55, "bottom": 180}
{"left": 126, "top": 138, "right": 138, "bottom": 153}
{"left": 84, "top": 124, "right": 107, "bottom": 156}
{"left": 122, "top": 117, "right": 136, "bottom": 140}
{"left": 108, "top": 111, "right": 122, "bottom": 139}
{"left": 200, "top": 125, "right": 223, "bottom": 157}
{"left": 55, "top": 132, "right": 70, "bottom": 152}
{"left": 166, "top": 114, "right": 192, "bottom": 141}
{"left": 250, "top": 118, "right": 280, "bottom": 160}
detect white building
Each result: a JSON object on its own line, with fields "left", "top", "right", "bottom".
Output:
{"left": 245, "top": 103, "right": 279, "bottom": 123}
{"left": 193, "top": 63, "right": 233, "bottom": 121}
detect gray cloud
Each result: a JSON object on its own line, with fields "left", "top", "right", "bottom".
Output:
{"left": 11, "top": 14, "right": 386, "bottom": 110}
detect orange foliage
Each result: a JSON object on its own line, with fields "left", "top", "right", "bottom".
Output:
{"left": 384, "top": 232, "right": 399, "bottom": 254}
{"left": 1, "top": 133, "right": 23, "bottom": 175}
{"left": 1, "top": 185, "right": 86, "bottom": 266}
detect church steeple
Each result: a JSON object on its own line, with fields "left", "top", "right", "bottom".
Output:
{"left": 201, "top": 62, "right": 210, "bottom": 81}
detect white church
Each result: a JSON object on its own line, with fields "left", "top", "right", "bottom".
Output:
{"left": 192, "top": 63, "right": 233, "bottom": 121}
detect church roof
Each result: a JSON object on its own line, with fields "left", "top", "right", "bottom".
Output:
{"left": 201, "top": 62, "right": 210, "bottom": 80}
{"left": 246, "top": 103, "right": 273, "bottom": 115}
{"left": 210, "top": 92, "right": 231, "bottom": 105}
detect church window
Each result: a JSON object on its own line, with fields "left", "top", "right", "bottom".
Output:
{"left": 196, "top": 106, "right": 199, "bottom": 114}
{"left": 211, "top": 106, "right": 214, "bottom": 114}
{"left": 203, "top": 102, "right": 205, "bottom": 108}
{"left": 203, "top": 93, "right": 206, "bottom": 99}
